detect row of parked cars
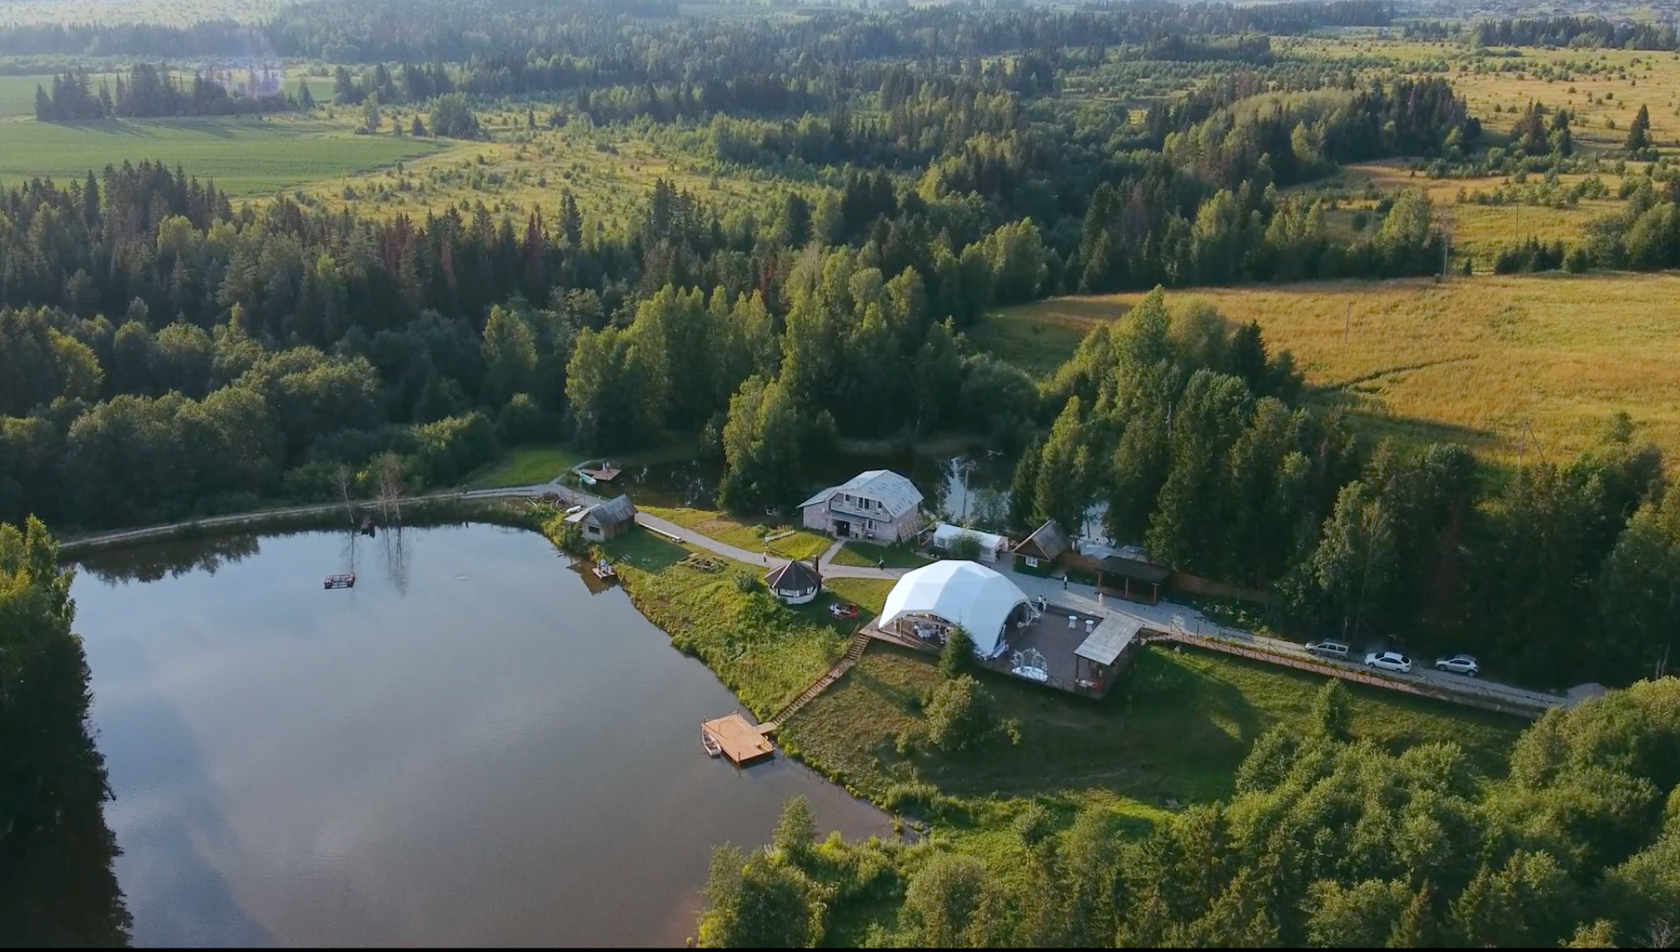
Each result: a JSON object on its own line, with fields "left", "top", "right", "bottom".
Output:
{"left": 1301, "top": 640, "right": 1480, "bottom": 677}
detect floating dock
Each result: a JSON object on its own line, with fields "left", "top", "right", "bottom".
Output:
{"left": 700, "top": 712, "right": 775, "bottom": 765}
{"left": 578, "top": 461, "right": 622, "bottom": 484}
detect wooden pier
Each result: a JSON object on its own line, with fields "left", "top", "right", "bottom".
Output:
{"left": 700, "top": 712, "right": 776, "bottom": 765}
{"left": 577, "top": 460, "right": 622, "bottom": 484}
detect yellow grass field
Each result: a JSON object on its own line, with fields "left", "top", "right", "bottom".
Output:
{"left": 1292, "top": 38, "right": 1680, "bottom": 153}
{"left": 981, "top": 274, "right": 1680, "bottom": 467}
{"left": 1312, "top": 160, "right": 1627, "bottom": 264}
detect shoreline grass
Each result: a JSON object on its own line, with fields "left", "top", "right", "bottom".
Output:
{"left": 463, "top": 444, "right": 586, "bottom": 489}
{"left": 596, "top": 525, "right": 864, "bottom": 717}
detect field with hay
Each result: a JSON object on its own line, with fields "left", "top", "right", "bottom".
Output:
{"left": 974, "top": 274, "right": 1680, "bottom": 467}
{"left": 0, "top": 114, "right": 445, "bottom": 197}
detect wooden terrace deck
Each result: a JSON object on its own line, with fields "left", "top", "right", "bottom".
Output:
{"left": 701, "top": 712, "right": 776, "bottom": 765}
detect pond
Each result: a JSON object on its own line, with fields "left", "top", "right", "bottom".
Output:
{"left": 69, "top": 523, "right": 894, "bottom": 947}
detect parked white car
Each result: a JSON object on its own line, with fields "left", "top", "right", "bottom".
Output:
{"left": 1364, "top": 651, "right": 1413, "bottom": 674}
{"left": 1434, "top": 654, "right": 1480, "bottom": 677}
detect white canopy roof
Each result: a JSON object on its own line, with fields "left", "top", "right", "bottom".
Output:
{"left": 930, "top": 522, "right": 1009, "bottom": 559}
{"left": 880, "top": 561, "right": 1029, "bottom": 658}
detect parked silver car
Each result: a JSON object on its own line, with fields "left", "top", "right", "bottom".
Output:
{"left": 1364, "top": 651, "right": 1413, "bottom": 674}
{"left": 1434, "top": 654, "right": 1479, "bottom": 677}
{"left": 1305, "top": 640, "right": 1350, "bottom": 660}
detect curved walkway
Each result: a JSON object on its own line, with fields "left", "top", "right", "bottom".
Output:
{"left": 631, "top": 514, "right": 905, "bottom": 581}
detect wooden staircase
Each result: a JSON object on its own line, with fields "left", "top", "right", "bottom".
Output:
{"left": 762, "top": 628, "right": 873, "bottom": 732}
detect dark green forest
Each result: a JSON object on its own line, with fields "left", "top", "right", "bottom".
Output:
{"left": 698, "top": 677, "right": 1680, "bottom": 948}
{"left": 0, "top": 519, "right": 130, "bottom": 946}
{"left": 0, "top": 2, "right": 1677, "bottom": 693}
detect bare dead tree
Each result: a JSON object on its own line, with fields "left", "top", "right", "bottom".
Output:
{"left": 1640, "top": 917, "right": 1678, "bottom": 949}
{"left": 374, "top": 453, "right": 407, "bottom": 525}
{"left": 337, "top": 465, "right": 356, "bottom": 525}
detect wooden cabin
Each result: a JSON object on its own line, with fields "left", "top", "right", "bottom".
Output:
{"left": 565, "top": 494, "right": 638, "bottom": 541}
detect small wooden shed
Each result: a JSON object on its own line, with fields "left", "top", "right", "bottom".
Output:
{"left": 565, "top": 494, "right": 638, "bottom": 541}
{"left": 1012, "top": 519, "right": 1070, "bottom": 571}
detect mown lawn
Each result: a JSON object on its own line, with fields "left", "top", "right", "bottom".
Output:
{"left": 978, "top": 274, "right": 1680, "bottom": 468}
{"left": 830, "top": 539, "right": 932, "bottom": 568}
{"left": 464, "top": 445, "right": 585, "bottom": 489}
{"left": 638, "top": 505, "right": 832, "bottom": 561}
{"left": 0, "top": 115, "right": 444, "bottom": 197}
{"left": 781, "top": 642, "right": 1524, "bottom": 817}
{"left": 598, "top": 525, "right": 859, "bottom": 717}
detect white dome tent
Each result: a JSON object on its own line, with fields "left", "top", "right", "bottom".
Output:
{"left": 878, "top": 561, "right": 1031, "bottom": 659}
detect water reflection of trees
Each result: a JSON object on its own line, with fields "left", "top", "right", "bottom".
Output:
{"left": 2, "top": 520, "right": 131, "bottom": 946}
{"left": 77, "top": 534, "right": 262, "bottom": 585}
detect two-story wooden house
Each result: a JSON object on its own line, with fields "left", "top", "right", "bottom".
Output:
{"left": 798, "top": 470, "right": 925, "bottom": 543}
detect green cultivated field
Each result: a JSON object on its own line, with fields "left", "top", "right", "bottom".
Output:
{"left": 0, "top": 75, "right": 58, "bottom": 116}
{"left": 0, "top": 116, "right": 445, "bottom": 197}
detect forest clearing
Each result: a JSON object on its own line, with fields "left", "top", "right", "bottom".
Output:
{"left": 978, "top": 273, "right": 1680, "bottom": 468}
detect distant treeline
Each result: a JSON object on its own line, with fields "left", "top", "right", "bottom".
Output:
{"left": 0, "top": 0, "right": 1388, "bottom": 64}
{"left": 1405, "top": 15, "right": 1680, "bottom": 50}
{"left": 34, "top": 65, "right": 293, "bottom": 121}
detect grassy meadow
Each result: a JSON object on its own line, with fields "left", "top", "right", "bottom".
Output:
{"left": 0, "top": 0, "right": 286, "bottom": 26}
{"left": 637, "top": 505, "right": 833, "bottom": 562}
{"left": 290, "top": 119, "right": 806, "bottom": 226}
{"left": 463, "top": 444, "right": 584, "bottom": 489}
{"left": 976, "top": 274, "right": 1680, "bottom": 467}
{"left": 0, "top": 114, "right": 445, "bottom": 197}
{"left": 596, "top": 525, "right": 861, "bottom": 717}
{"left": 782, "top": 641, "right": 1523, "bottom": 834}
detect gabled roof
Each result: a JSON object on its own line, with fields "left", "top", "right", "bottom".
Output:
{"left": 1097, "top": 553, "right": 1170, "bottom": 584}
{"left": 798, "top": 470, "right": 923, "bottom": 519}
{"left": 584, "top": 494, "right": 637, "bottom": 527}
{"left": 1075, "top": 614, "right": 1143, "bottom": 666}
{"left": 764, "top": 558, "right": 821, "bottom": 593}
{"left": 1013, "top": 519, "right": 1069, "bottom": 562}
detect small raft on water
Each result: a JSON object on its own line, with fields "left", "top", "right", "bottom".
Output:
{"left": 324, "top": 572, "right": 356, "bottom": 590}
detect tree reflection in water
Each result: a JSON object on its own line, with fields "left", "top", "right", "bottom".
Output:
{"left": 77, "top": 533, "right": 262, "bottom": 585}
{"left": 2, "top": 518, "right": 131, "bottom": 946}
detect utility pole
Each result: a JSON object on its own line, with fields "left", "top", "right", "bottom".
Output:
{"left": 1343, "top": 302, "right": 1351, "bottom": 344}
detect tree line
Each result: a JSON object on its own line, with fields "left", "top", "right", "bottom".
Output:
{"left": 0, "top": 518, "right": 131, "bottom": 946}
{"left": 696, "top": 677, "right": 1680, "bottom": 948}
{"left": 1006, "top": 290, "right": 1671, "bottom": 689}
{"left": 34, "top": 64, "right": 293, "bottom": 121}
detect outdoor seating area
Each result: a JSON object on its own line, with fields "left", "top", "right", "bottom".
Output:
{"left": 976, "top": 597, "right": 1143, "bottom": 698}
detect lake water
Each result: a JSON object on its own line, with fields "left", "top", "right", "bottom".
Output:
{"left": 71, "top": 523, "right": 893, "bottom": 947}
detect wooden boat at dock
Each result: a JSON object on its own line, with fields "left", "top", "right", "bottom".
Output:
{"left": 700, "top": 712, "right": 776, "bottom": 765}
{"left": 701, "top": 728, "right": 723, "bottom": 757}
{"left": 324, "top": 572, "right": 356, "bottom": 590}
